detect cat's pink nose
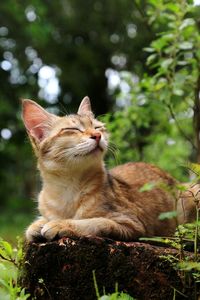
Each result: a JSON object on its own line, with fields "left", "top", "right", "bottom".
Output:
{"left": 90, "top": 132, "right": 101, "bottom": 143}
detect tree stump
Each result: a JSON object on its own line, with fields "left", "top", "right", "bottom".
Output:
{"left": 22, "top": 236, "right": 198, "bottom": 300}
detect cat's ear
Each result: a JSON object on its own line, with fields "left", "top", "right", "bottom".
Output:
{"left": 22, "top": 99, "right": 57, "bottom": 142}
{"left": 77, "top": 96, "right": 94, "bottom": 117}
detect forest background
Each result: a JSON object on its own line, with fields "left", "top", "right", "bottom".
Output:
{"left": 1, "top": 0, "right": 200, "bottom": 242}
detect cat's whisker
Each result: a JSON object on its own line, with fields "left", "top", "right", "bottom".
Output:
{"left": 108, "top": 144, "right": 117, "bottom": 155}
{"left": 108, "top": 141, "right": 118, "bottom": 151}
{"left": 58, "top": 103, "right": 70, "bottom": 116}
{"left": 106, "top": 145, "right": 120, "bottom": 165}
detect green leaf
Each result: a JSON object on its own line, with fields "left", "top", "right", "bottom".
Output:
{"left": 140, "top": 237, "right": 170, "bottom": 243}
{"left": 147, "top": 54, "right": 157, "bottom": 65}
{"left": 151, "top": 38, "right": 168, "bottom": 50}
{"left": 0, "top": 241, "right": 13, "bottom": 257}
{"left": 154, "top": 81, "right": 167, "bottom": 91}
{"left": 175, "top": 184, "right": 188, "bottom": 192}
{"left": 179, "top": 42, "right": 193, "bottom": 50}
{"left": 161, "top": 58, "right": 173, "bottom": 69}
{"left": 159, "top": 211, "right": 177, "bottom": 220}
{"left": 179, "top": 18, "right": 195, "bottom": 30}
{"left": 16, "top": 247, "right": 23, "bottom": 264}
{"left": 0, "top": 248, "right": 10, "bottom": 260}
{"left": 99, "top": 292, "right": 134, "bottom": 300}
{"left": 177, "top": 61, "right": 188, "bottom": 66}
{"left": 186, "top": 162, "right": 200, "bottom": 177}
{"left": 139, "top": 182, "right": 156, "bottom": 192}
{"left": 18, "top": 288, "right": 30, "bottom": 300}
{"left": 165, "top": 3, "right": 179, "bottom": 13}
{"left": 143, "top": 47, "right": 155, "bottom": 53}
{"left": 0, "top": 278, "right": 9, "bottom": 290}
{"left": 177, "top": 261, "right": 200, "bottom": 271}
{"left": 172, "top": 89, "right": 184, "bottom": 96}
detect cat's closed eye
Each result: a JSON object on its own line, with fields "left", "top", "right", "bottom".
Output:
{"left": 61, "top": 127, "right": 83, "bottom": 133}
{"left": 94, "top": 126, "right": 106, "bottom": 131}
{"left": 61, "top": 127, "right": 82, "bottom": 132}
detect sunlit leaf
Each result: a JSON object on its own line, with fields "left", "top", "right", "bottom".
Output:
{"left": 0, "top": 248, "right": 10, "bottom": 260}
{"left": 147, "top": 54, "right": 157, "bottom": 65}
{"left": 0, "top": 241, "right": 13, "bottom": 258}
{"left": 161, "top": 58, "right": 173, "bottom": 69}
{"left": 159, "top": 211, "right": 177, "bottom": 220}
{"left": 186, "top": 162, "right": 200, "bottom": 177}
{"left": 172, "top": 89, "right": 184, "bottom": 96}
{"left": 0, "top": 278, "right": 9, "bottom": 290}
{"left": 179, "top": 42, "right": 193, "bottom": 50}
{"left": 175, "top": 184, "right": 188, "bottom": 192}
{"left": 177, "top": 61, "right": 188, "bottom": 66}
{"left": 139, "top": 182, "right": 156, "bottom": 192}
{"left": 178, "top": 261, "right": 200, "bottom": 271}
{"left": 143, "top": 47, "right": 155, "bottom": 53}
{"left": 179, "top": 18, "right": 195, "bottom": 30}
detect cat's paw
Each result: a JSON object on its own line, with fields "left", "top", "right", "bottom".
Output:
{"left": 41, "top": 220, "right": 77, "bottom": 240}
{"left": 26, "top": 218, "right": 47, "bottom": 242}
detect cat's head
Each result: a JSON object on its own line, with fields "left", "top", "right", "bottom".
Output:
{"left": 22, "top": 97, "right": 109, "bottom": 171}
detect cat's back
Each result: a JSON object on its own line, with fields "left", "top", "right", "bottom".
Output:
{"left": 110, "top": 162, "right": 176, "bottom": 188}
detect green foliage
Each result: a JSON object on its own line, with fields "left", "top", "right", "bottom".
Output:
{"left": 139, "top": 181, "right": 156, "bottom": 192}
{"left": 158, "top": 210, "right": 178, "bottom": 220}
{"left": 0, "top": 238, "right": 29, "bottom": 300}
{"left": 105, "top": 0, "right": 200, "bottom": 181}
{"left": 141, "top": 220, "right": 200, "bottom": 297}
{"left": 99, "top": 292, "right": 134, "bottom": 300}
{"left": 186, "top": 162, "right": 200, "bottom": 179}
{"left": 140, "top": 236, "right": 182, "bottom": 250}
{"left": 93, "top": 271, "right": 135, "bottom": 300}
{"left": 177, "top": 261, "right": 200, "bottom": 272}
{"left": 141, "top": 170, "right": 200, "bottom": 299}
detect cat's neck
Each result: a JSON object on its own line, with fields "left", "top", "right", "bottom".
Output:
{"left": 39, "top": 161, "right": 107, "bottom": 192}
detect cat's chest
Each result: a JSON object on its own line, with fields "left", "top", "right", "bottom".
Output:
{"left": 39, "top": 183, "right": 92, "bottom": 219}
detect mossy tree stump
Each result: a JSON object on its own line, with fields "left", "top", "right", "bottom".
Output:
{"left": 22, "top": 236, "right": 198, "bottom": 300}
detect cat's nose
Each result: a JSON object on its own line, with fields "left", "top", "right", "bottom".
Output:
{"left": 90, "top": 132, "right": 101, "bottom": 143}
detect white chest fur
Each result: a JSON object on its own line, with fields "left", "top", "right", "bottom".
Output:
{"left": 38, "top": 179, "right": 82, "bottom": 220}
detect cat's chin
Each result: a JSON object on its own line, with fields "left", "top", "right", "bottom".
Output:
{"left": 87, "top": 145, "right": 104, "bottom": 155}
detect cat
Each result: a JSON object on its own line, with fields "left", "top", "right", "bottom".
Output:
{"left": 22, "top": 97, "right": 197, "bottom": 242}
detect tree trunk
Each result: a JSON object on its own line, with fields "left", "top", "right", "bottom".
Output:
{"left": 22, "top": 237, "right": 198, "bottom": 300}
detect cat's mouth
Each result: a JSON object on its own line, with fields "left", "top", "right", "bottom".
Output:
{"left": 88, "top": 145, "right": 103, "bottom": 155}
{"left": 74, "top": 145, "right": 104, "bottom": 157}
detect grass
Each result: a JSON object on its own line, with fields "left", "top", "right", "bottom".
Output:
{"left": 93, "top": 271, "right": 135, "bottom": 300}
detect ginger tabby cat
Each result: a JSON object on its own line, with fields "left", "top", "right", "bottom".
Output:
{"left": 22, "top": 97, "right": 196, "bottom": 242}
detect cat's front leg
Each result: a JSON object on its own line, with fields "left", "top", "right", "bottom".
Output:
{"left": 26, "top": 217, "right": 48, "bottom": 241}
{"left": 41, "top": 217, "right": 145, "bottom": 241}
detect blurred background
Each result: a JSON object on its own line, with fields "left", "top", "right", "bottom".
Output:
{"left": 1, "top": 0, "right": 200, "bottom": 242}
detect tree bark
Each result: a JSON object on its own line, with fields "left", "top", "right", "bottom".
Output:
{"left": 22, "top": 236, "right": 198, "bottom": 300}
